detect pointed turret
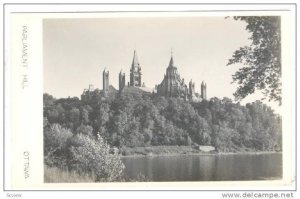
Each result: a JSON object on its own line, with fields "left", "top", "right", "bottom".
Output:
{"left": 131, "top": 50, "right": 140, "bottom": 68}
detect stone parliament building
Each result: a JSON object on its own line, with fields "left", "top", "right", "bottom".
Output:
{"left": 81, "top": 50, "right": 207, "bottom": 102}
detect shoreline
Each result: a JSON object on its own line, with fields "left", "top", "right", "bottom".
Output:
{"left": 120, "top": 148, "right": 282, "bottom": 158}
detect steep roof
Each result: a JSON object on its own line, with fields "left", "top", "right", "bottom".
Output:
{"left": 168, "top": 55, "right": 175, "bottom": 68}
{"left": 122, "top": 86, "right": 152, "bottom": 93}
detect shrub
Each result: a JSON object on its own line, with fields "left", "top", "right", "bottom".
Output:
{"left": 67, "top": 133, "right": 125, "bottom": 182}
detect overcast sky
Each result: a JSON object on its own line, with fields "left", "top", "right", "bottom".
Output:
{"left": 43, "top": 17, "right": 280, "bottom": 111}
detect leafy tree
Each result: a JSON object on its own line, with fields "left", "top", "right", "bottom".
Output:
{"left": 126, "top": 118, "right": 144, "bottom": 147}
{"left": 80, "top": 108, "right": 89, "bottom": 124}
{"left": 227, "top": 16, "right": 281, "bottom": 105}
{"left": 76, "top": 124, "right": 93, "bottom": 137}
{"left": 109, "top": 110, "right": 129, "bottom": 147}
{"left": 98, "top": 103, "right": 110, "bottom": 124}
{"left": 45, "top": 109, "right": 59, "bottom": 123}
{"left": 68, "top": 107, "right": 80, "bottom": 129}
{"left": 192, "top": 116, "right": 211, "bottom": 145}
{"left": 211, "top": 123, "right": 239, "bottom": 152}
{"left": 152, "top": 115, "right": 167, "bottom": 145}
{"left": 67, "top": 133, "right": 125, "bottom": 182}
{"left": 69, "top": 107, "right": 80, "bottom": 122}
{"left": 93, "top": 102, "right": 111, "bottom": 138}
{"left": 44, "top": 123, "right": 73, "bottom": 167}
{"left": 43, "top": 93, "right": 55, "bottom": 107}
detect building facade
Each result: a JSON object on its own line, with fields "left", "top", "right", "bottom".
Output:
{"left": 156, "top": 55, "right": 188, "bottom": 99}
{"left": 83, "top": 50, "right": 207, "bottom": 102}
{"left": 156, "top": 55, "right": 206, "bottom": 102}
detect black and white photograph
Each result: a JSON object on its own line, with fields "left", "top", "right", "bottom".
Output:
{"left": 3, "top": 3, "right": 297, "bottom": 197}
{"left": 43, "top": 15, "right": 283, "bottom": 183}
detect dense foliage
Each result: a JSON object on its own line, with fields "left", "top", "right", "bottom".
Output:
{"left": 227, "top": 16, "right": 281, "bottom": 105}
{"left": 44, "top": 91, "right": 282, "bottom": 153}
{"left": 44, "top": 123, "right": 125, "bottom": 182}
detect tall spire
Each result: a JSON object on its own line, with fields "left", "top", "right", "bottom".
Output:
{"left": 132, "top": 50, "right": 140, "bottom": 68}
{"left": 130, "top": 49, "right": 142, "bottom": 87}
{"left": 169, "top": 56, "right": 174, "bottom": 67}
{"left": 168, "top": 48, "right": 175, "bottom": 68}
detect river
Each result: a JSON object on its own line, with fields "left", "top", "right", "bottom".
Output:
{"left": 122, "top": 153, "right": 282, "bottom": 181}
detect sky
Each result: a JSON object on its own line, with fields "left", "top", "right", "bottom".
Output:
{"left": 43, "top": 17, "right": 280, "bottom": 112}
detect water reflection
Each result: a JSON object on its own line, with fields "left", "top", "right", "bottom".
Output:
{"left": 121, "top": 153, "right": 282, "bottom": 181}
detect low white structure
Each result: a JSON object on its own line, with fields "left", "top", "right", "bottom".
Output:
{"left": 196, "top": 145, "right": 215, "bottom": 152}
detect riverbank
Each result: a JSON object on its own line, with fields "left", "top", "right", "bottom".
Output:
{"left": 44, "top": 165, "right": 96, "bottom": 183}
{"left": 119, "top": 145, "right": 281, "bottom": 157}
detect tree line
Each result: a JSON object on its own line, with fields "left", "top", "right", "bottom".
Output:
{"left": 44, "top": 91, "right": 282, "bottom": 153}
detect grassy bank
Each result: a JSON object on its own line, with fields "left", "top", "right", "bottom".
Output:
{"left": 44, "top": 165, "right": 150, "bottom": 183}
{"left": 44, "top": 165, "right": 95, "bottom": 183}
{"left": 119, "top": 145, "right": 216, "bottom": 156}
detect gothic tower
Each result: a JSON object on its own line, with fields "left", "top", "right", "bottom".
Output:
{"left": 103, "top": 68, "right": 109, "bottom": 96}
{"left": 165, "top": 54, "right": 177, "bottom": 97}
{"left": 119, "top": 70, "right": 125, "bottom": 92}
{"left": 201, "top": 81, "right": 207, "bottom": 100}
{"left": 189, "top": 79, "right": 195, "bottom": 100}
{"left": 130, "top": 50, "right": 142, "bottom": 87}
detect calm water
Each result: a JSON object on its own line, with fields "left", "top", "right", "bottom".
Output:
{"left": 122, "top": 153, "right": 282, "bottom": 181}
